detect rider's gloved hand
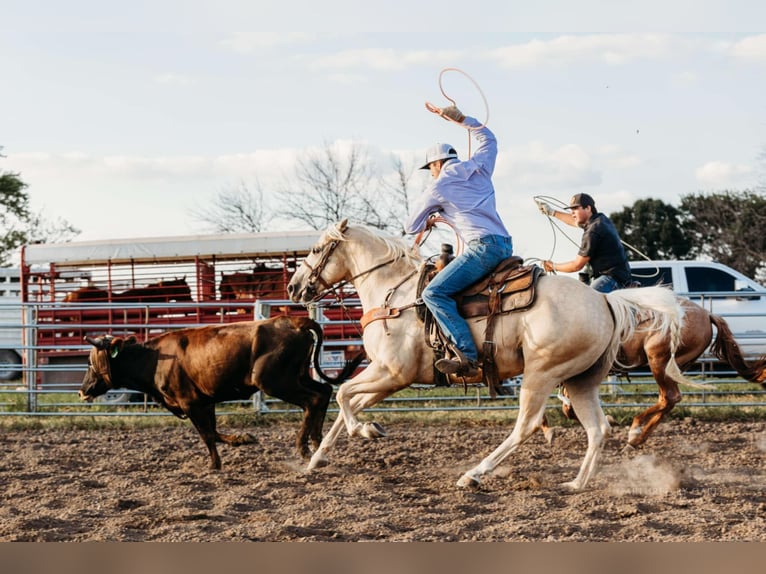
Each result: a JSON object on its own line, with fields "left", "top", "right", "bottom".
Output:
{"left": 537, "top": 201, "right": 555, "bottom": 217}
{"left": 441, "top": 106, "right": 465, "bottom": 123}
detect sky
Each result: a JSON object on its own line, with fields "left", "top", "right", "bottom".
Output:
{"left": 2, "top": 1, "right": 765, "bottom": 265}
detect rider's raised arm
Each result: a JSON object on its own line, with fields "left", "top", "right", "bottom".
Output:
{"left": 465, "top": 116, "right": 497, "bottom": 177}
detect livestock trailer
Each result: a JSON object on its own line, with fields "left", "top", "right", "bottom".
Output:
{"left": 19, "top": 231, "right": 363, "bottom": 390}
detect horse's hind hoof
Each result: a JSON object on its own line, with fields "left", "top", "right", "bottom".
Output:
{"left": 361, "top": 422, "right": 387, "bottom": 439}
{"left": 621, "top": 443, "right": 639, "bottom": 455}
{"left": 457, "top": 474, "right": 480, "bottom": 489}
{"left": 559, "top": 480, "right": 583, "bottom": 492}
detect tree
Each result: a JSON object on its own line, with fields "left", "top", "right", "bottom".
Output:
{"left": 0, "top": 171, "right": 31, "bottom": 263}
{"left": 276, "top": 141, "right": 418, "bottom": 234}
{"left": 610, "top": 198, "right": 692, "bottom": 260}
{"left": 189, "top": 180, "right": 269, "bottom": 233}
{"left": 679, "top": 190, "right": 766, "bottom": 280}
{"left": 0, "top": 154, "right": 80, "bottom": 265}
{"left": 276, "top": 141, "right": 376, "bottom": 230}
{"left": 354, "top": 154, "right": 419, "bottom": 236}
{"left": 191, "top": 144, "right": 420, "bottom": 236}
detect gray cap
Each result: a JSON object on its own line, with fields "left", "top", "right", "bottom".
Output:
{"left": 419, "top": 143, "right": 458, "bottom": 170}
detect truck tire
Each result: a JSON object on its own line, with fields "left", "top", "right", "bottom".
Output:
{"left": 0, "top": 349, "right": 22, "bottom": 381}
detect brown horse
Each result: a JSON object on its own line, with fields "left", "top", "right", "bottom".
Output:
{"left": 546, "top": 299, "right": 766, "bottom": 447}
{"left": 64, "top": 277, "right": 192, "bottom": 303}
{"left": 219, "top": 264, "right": 282, "bottom": 301}
{"left": 113, "top": 277, "right": 192, "bottom": 302}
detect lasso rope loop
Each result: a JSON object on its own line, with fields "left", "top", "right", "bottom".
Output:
{"left": 425, "top": 67, "right": 490, "bottom": 158}
{"left": 532, "top": 194, "right": 660, "bottom": 280}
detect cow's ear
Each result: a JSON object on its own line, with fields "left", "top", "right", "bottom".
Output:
{"left": 109, "top": 337, "right": 125, "bottom": 358}
{"left": 337, "top": 219, "right": 348, "bottom": 233}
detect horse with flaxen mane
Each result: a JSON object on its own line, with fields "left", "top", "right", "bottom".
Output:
{"left": 287, "top": 220, "right": 690, "bottom": 491}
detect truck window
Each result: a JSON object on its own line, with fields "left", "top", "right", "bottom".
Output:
{"left": 685, "top": 266, "right": 735, "bottom": 294}
{"left": 630, "top": 266, "right": 672, "bottom": 288}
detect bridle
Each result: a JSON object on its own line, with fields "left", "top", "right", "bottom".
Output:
{"left": 300, "top": 238, "right": 405, "bottom": 304}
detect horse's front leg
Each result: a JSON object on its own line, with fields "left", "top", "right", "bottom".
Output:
{"left": 333, "top": 363, "right": 406, "bottom": 438}
{"left": 307, "top": 389, "right": 394, "bottom": 471}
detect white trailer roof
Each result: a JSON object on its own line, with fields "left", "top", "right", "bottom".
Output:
{"left": 22, "top": 230, "right": 321, "bottom": 266}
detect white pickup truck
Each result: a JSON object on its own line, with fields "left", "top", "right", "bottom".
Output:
{"left": 0, "top": 268, "right": 23, "bottom": 381}
{"left": 629, "top": 260, "right": 766, "bottom": 356}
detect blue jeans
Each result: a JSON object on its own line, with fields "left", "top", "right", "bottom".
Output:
{"left": 591, "top": 274, "right": 621, "bottom": 293}
{"left": 421, "top": 235, "right": 513, "bottom": 362}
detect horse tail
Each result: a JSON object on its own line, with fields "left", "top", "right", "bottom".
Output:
{"left": 300, "top": 317, "right": 365, "bottom": 384}
{"left": 709, "top": 314, "right": 766, "bottom": 387}
{"left": 605, "top": 286, "right": 698, "bottom": 388}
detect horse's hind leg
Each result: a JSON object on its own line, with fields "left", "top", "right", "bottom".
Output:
{"left": 457, "top": 386, "right": 550, "bottom": 489}
{"left": 627, "top": 357, "right": 681, "bottom": 448}
{"left": 559, "top": 381, "right": 611, "bottom": 491}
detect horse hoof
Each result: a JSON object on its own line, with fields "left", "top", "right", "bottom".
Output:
{"left": 542, "top": 427, "right": 555, "bottom": 445}
{"left": 307, "top": 455, "right": 328, "bottom": 471}
{"left": 559, "top": 480, "right": 582, "bottom": 492}
{"left": 361, "top": 422, "right": 387, "bottom": 439}
{"left": 456, "top": 474, "right": 480, "bottom": 489}
{"left": 621, "top": 443, "right": 639, "bottom": 455}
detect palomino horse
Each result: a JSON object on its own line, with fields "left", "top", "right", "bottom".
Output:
{"left": 549, "top": 299, "right": 766, "bottom": 447}
{"left": 287, "top": 220, "right": 688, "bottom": 491}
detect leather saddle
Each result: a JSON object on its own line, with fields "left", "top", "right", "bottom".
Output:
{"left": 418, "top": 255, "right": 544, "bottom": 321}
{"left": 417, "top": 255, "right": 545, "bottom": 396}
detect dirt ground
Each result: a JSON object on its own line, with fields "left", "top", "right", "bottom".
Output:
{"left": 1, "top": 417, "right": 764, "bottom": 542}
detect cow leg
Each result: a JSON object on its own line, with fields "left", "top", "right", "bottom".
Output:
{"left": 187, "top": 404, "right": 222, "bottom": 470}
{"left": 303, "top": 378, "right": 332, "bottom": 455}
{"left": 285, "top": 377, "right": 332, "bottom": 460}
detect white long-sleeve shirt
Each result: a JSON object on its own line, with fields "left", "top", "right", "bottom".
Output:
{"left": 405, "top": 116, "right": 510, "bottom": 243}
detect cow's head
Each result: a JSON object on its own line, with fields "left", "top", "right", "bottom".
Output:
{"left": 79, "top": 335, "right": 135, "bottom": 401}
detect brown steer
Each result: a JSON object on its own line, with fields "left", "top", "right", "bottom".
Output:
{"left": 79, "top": 316, "right": 363, "bottom": 469}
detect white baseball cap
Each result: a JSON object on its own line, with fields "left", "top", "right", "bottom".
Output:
{"left": 419, "top": 143, "right": 458, "bottom": 170}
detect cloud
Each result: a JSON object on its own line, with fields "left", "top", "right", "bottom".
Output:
{"left": 312, "top": 48, "right": 463, "bottom": 71}
{"left": 596, "top": 145, "right": 643, "bottom": 169}
{"left": 496, "top": 141, "right": 602, "bottom": 189}
{"left": 487, "top": 34, "right": 680, "bottom": 68}
{"left": 726, "top": 34, "right": 766, "bottom": 63}
{"left": 695, "top": 160, "right": 754, "bottom": 188}
{"left": 219, "top": 32, "right": 317, "bottom": 54}
{"left": 154, "top": 73, "right": 198, "bottom": 87}
{"left": 12, "top": 150, "right": 301, "bottom": 191}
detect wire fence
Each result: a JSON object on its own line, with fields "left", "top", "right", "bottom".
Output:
{"left": 1, "top": 299, "right": 764, "bottom": 419}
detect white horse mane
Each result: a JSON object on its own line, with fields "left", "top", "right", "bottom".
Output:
{"left": 324, "top": 222, "right": 423, "bottom": 267}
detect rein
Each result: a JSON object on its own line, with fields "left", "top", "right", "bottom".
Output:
{"left": 302, "top": 236, "right": 421, "bottom": 332}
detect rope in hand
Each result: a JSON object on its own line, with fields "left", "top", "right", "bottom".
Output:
{"left": 424, "top": 67, "right": 490, "bottom": 159}
{"left": 412, "top": 215, "right": 464, "bottom": 258}
{"left": 533, "top": 194, "right": 660, "bottom": 280}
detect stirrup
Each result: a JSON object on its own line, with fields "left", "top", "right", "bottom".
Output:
{"left": 434, "top": 357, "right": 480, "bottom": 378}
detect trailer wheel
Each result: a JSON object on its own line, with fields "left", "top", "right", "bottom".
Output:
{"left": 0, "top": 350, "right": 22, "bottom": 381}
